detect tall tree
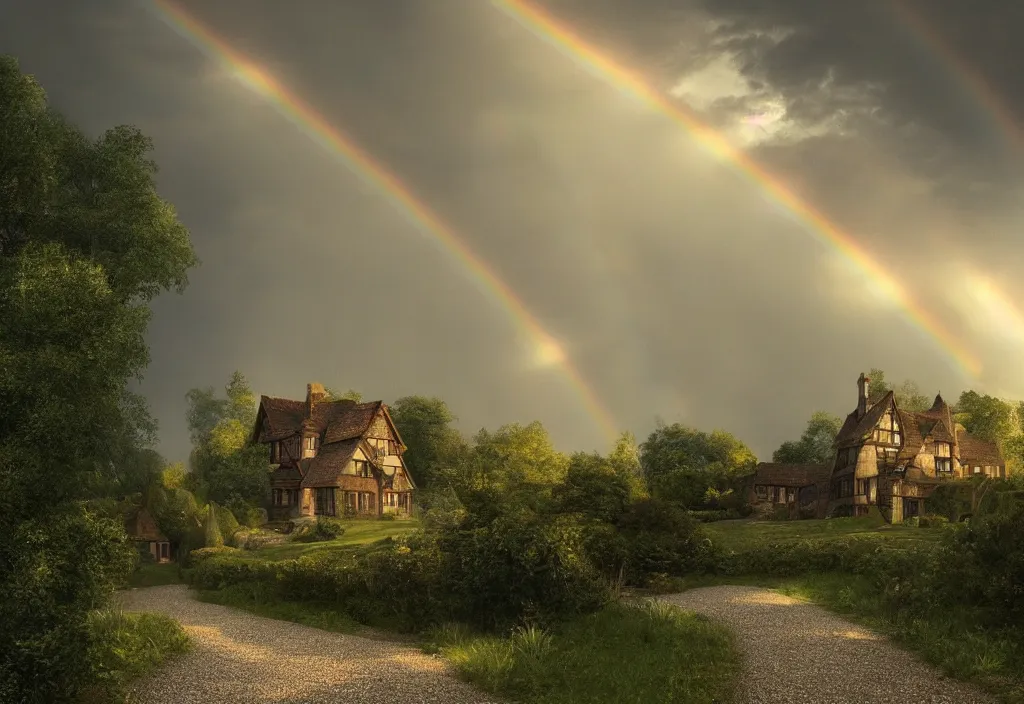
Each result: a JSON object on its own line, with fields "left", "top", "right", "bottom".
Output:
{"left": 866, "top": 368, "right": 889, "bottom": 403}
{"left": 955, "top": 391, "right": 1016, "bottom": 445}
{"left": 0, "top": 56, "right": 197, "bottom": 702}
{"left": 772, "top": 411, "right": 843, "bottom": 464}
{"left": 388, "top": 395, "right": 466, "bottom": 489}
{"left": 640, "top": 424, "right": 757, "bottom": 508}
{"left": 893, "top": 380, "right": 931, "bottom": 412}
{"left": 186, "top": 372, "right": 268, "bottom": 507}
{"left": 463, "top": 421, "right": 568, "bottom": 491}
{"left": 608, "top": 431, "right": 647, "bottom": 499}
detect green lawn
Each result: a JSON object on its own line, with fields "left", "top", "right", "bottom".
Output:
{"left": 427, "top": 601, "right": 740, "bottom": 704}
{"left": 703, "top": 516, "right": 941, "bottom": 552}
{"left": 248, "top": 518, "right": 421, "bottom": 561}
{"left": 126, "top": 562, "right": 183, "bottom": 588}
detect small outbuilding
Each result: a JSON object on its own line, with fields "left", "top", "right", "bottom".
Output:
{"left": 126, "top": 507, "right": 172, "bottom": 563}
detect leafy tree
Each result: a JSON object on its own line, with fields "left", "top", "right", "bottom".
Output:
{"left": 640, "top": 424, "right": 756, "bottom": 509}
{"left": 0, "top": 55, "right": 197, "bottom": 702}
{"left": 161, "top": 462, "right": 187, "bottom": 490}
{"left": 388, "top": 395, "right": 467, "bottom": 489}
{"left": 468, "top": 421, "right": 569, "bottom": 490}
{"left": 866, "top": 368, "right": 889, "bottom": 403}
{"left": 324, "top": 386, "right": 362, "bottom": 403}
{"left": 554, "top": 452, "right": 631, "bottom": 523}
{"left": 893, "top": 380, "right": 931, "bottom": 412}
{"left": 186, "top": 372, "right": 268, "bottom": 507}
{"left": 955, "top": 391, "right": 1016, "bottom": 445}
{"left": 772, "top": 411, "right": 842, "bottom": 464}
{"left": 608, "top": 431, "right": 648, "bottom": 499}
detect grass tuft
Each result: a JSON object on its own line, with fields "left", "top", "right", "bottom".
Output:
{"left": 426, "top": 601, "right": 739, "bottom": 704}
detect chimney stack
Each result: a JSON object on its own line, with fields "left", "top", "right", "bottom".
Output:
{"left": 306, "top": 382, "right": 326, "bottom": 417}
{"left": 857, "top": 373, "right": 870, "bottom": 418}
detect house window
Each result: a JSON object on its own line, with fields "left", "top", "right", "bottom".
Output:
{"left": 273, "top": 489, "right": 281, "bottom": 506}
{"left": 973, "top": 466, "right": 982, "bottom": 475}
{"left": 354, "top": 460, "right": 371, "bottom": 477}
{"left": 936, "top": 442, "right": 951, "bottom": 458}
{"left": 755, "top": 485, "right": 768, "bottom": 499}
{"left": 936, "top": 458, "right": 952, "bottom": 473}
{"left": 305, "top": 436, "right": 319, "bottom": 451}
{"left": 314, "top": 488, "right": 336, "bottom": 516}
{"left": 383, "top": 492, "right": 398, "bottom": 508}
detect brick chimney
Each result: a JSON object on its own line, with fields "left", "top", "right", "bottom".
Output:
{"left": 306, "top": 382, "right": 326, "bottom": 417}
{"left": 856, "top": 373, "right": 870, "bottom": 418}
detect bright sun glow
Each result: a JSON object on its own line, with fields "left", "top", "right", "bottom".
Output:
{"left": 533, "top": 337, "right": 567, "bottom": 368}
{"left": 960, "top": 272, "right": 1024, "bottom": 344}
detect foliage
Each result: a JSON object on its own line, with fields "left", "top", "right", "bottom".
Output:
{"left": 616, "top": 499, "right": 717, "bottom": 584}
{"left": 324, "top": 386, "right": 362, "bottom": 403}
{"left": 81, "top": 610, "right": 190, "bottom": 703}
{"left": 204, "top": 502, "right": 224, "bottom": 548}
{"left": 388, "top": 395, "right": 467, "bottom": 490}
{"left": 161, "top": 462, "right": 187, "bottom": 490}
{"left": 186, "top": 372, "right": 269, "bottom": 507}
{"left": 772, "top": 411, "right": 842, "bottom": 464}
{"left": 0, "top": 506, "right": 138, "bottom": 703}
{"left": 553, "top": 452, "right": 631, "bottom": 523}
{"left": 608, "top": 431, "right": 648, "bottom": 500}
{"left": 426, "top": 601, "right": 739, "bottom": 704}
{"left": 866, "top": 367, "right": 889, "bottom": 403}
{"left": 893, "top": 379, "right": 931, "bottom": 412}
{"left": 437, "top": 512, "right": 610, "bottom": 630}
{"left": 955, "top": 390, "right": 1017, "bottom": 445}
{"left": 456, "top": 421, "right": 569, "bottom": 493}
{"left": 641, "top": 424, "right": 756, "bottom": 509}
{"left": 292, "top": 517, "right": 347, "bottom": 543}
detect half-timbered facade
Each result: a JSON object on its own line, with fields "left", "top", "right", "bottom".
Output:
{"left": 252, "top": 383, "right": 416, "bottom": 520}
{"left": 826, "top": 372, "right": 1005, "bottom": 522}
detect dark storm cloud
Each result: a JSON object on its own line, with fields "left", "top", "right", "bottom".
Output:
{"left": 4, "top": 0, "right": 1023, "bottom": 464}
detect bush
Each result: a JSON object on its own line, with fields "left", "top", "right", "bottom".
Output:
{"left": 553, "top": 454, "right": 631, "bottom": 523}
{"left": 204, "top": 503, "right": 224, "bottom": 548}
{"left": 216, "top": 504, "right": 240, "bottom": 543}
{"left": 0, "top": 506, "right": 137, "bottom": 704}
{"left": 918, "top": 514, "right": 949, "bottom": 528}
{"left": 292, "top": 517, "right": 346, "bottom": 543}
{"left": 438, "top": 512, "right": 610, "bottom": 630}
{"left": 616, "top": 499, "right": 717, "bottom": 584}
{"left": 189, "top": 546, "right": 243, "bottom": 564}
{"left": 81, "top": 610, "right": 190, "bottom": 702}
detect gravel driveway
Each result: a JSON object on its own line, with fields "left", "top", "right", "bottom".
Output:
{"left": 658, "top": 586, "right": 994, "bottom": 704}
{"left": 119, "top": 585, "right": 498, "bottom": 704}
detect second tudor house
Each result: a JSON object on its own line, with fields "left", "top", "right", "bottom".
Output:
{"left": 752, "top": 372, "right": 1006, "bottom": 522}
{"left": 252, "top": 383, "right": 416, "bottom": 520}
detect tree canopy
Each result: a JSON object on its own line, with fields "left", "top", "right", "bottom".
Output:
{"left": 388, "top": 395, "right": 466, "bottom": 490}
{"left": 773, "top": 411, "right": 843, "bottom": 464}
{"left": 0, "top": 55, "right": 197, "bottom": 702}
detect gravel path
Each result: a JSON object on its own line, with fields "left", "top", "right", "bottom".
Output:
{"left": 658, "top": 586, "right": 994, "bottom": 704}
{"left": 119, "top": 585, "right": 498, "bottom": 704}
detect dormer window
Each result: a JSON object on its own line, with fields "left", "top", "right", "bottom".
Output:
{"left": 936, "top": 458, "right": 952, "bottom": 473}
{"left": 305, "top": 436, "right": 319, "bottom": 451}
{"left": 874, "top": 411, "right": 901, "bottom": 445}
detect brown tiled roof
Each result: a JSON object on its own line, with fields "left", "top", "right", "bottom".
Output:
{"left": 258, "top": 396, "right": 306, "bottom": 441}
{"left": 324, "top": 401, "right": 382, "bottom": 444}
{"left": 896, "top": 409, "right": 925, "bottom": 463}
{"left": 958, "top": 434, "right": 1003, "bottom": 466}
{"left": 300, "top": 439, "right": 361, "bottom": 488}
{"left": 752, "top": 462, "right": 831, "bottom": 488}
{"left": 126, "top": 508, "right": 167, "bottom": 542}
{"left": 835, "top": 391, "right": 895, "bottom": 447}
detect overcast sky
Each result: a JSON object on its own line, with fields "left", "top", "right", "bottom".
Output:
{"left": 2, "top": 0, "right": 1022, "bottom": 463}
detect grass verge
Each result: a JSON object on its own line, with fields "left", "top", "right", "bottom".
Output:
{"left": 79, "top": 609, "right": 191, "bottom": 703}
{"left": 245, "top": 518, "right": 421, "bottom": 561}
{"left": 424, "top": 601, "right": 740, "bottom": 704}
{"left": 126, "top": 562, "right": 183, "bottom": 589}
{"left": 703, "top": 516, "right": 940, "bottom": 552}
{"left": 195, "top": 584, "right": 409, "bottom": 641}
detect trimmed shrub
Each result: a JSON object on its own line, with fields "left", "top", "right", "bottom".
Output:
{"left": 204, "top": 503, "right": 224, "bottom": 548}
{"left": 292, "top": 517, "right": 346, "bottom": 543}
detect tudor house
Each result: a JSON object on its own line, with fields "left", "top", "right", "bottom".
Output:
{"left": 827, "top": 372, "right": 1005, "bottom": 522}
{"left": 748, "top": 462, "right": 831, "bottom": 518}
{"left": 252, "top": 383, "right": 416, "bottom": 520}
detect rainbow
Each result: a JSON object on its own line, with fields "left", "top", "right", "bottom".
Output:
{"left": 490, "top": 0, "right": 984, "bottom": 378}
{"left": 892, "top": 3, "right": 1024, "bottom": 154}
{"left": 147, "top": 0, "right": 620, "bottom": 443}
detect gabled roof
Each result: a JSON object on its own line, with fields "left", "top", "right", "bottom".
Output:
{"left": 752, "top": 462, "right": 831, "bottom": 488}
{"left": 834, "top": 391, "right": 895, "bottom": 447}
{"left": 958, "top": 434, "right": 1003, "bottom": 466}
{"left": 300, "top": 439, "right": 361, "bottom": 488}
{"left": 126, "top": 508, "right": 167, "bottom": 542}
